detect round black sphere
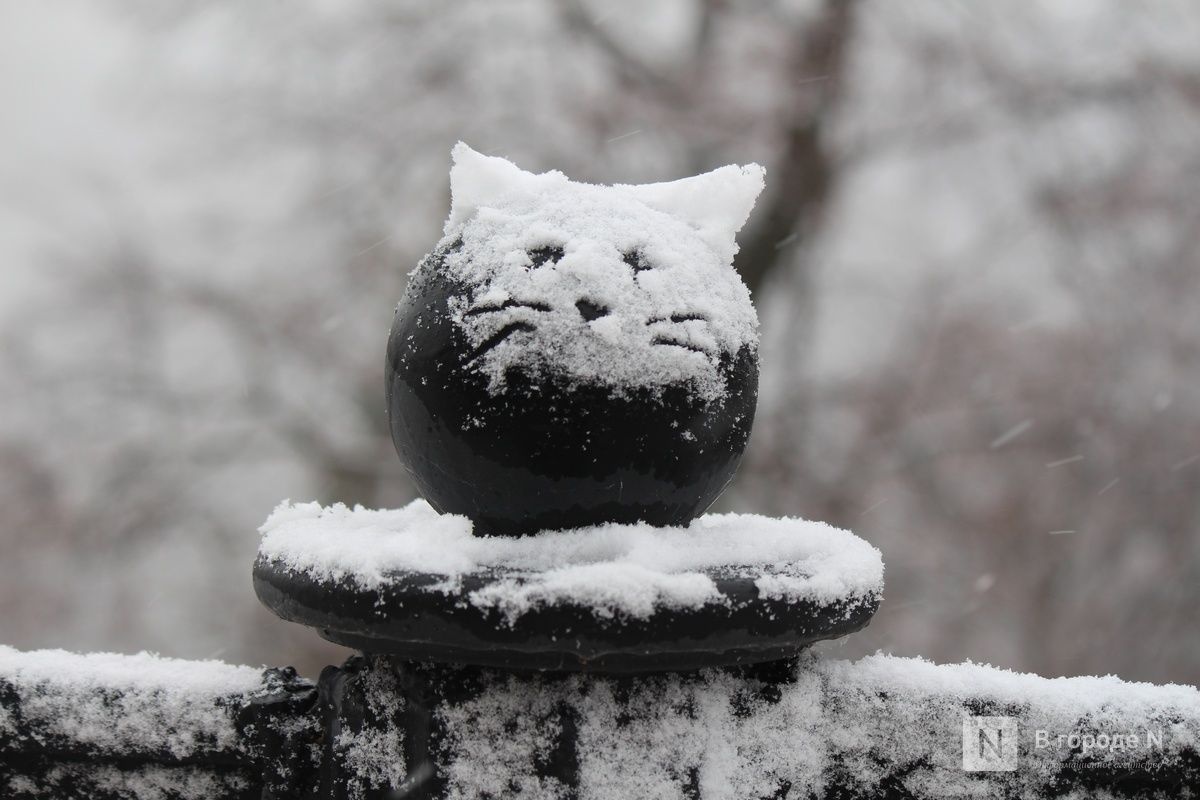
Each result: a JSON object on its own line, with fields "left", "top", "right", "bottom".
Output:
{"left": 386, "top": 242, "right": 758, "bottom": 537}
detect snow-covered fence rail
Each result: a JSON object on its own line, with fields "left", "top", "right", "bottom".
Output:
{"left": 321, "top": 653, "right": 1200, "bottom": 799}
{"left": 6, "top": 645, "right": 1197, "bottom": 799}
{"left": 0, "top": 647, "right": 319, "bottom": 800}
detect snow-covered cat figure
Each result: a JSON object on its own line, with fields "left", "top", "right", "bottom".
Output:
{"left": 387, "top": 143, "right": 764, "bottom": 536}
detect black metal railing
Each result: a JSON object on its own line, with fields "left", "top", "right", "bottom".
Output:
{"left": 4, "top": 646, "right": 1197, "bottom": 798}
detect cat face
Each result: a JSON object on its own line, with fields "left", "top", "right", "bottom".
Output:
{"left": 436, "top": 144, "right": 763, "bottom": 402}
{"left": 388, "top": 145, "right": 765, "bottom": 534}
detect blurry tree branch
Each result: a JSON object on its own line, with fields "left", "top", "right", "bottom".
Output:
{"left": 560, "top": 0, "right": 674, "bottom": 94}
{"left": 735, "top": 0, "right": 857, "bottom": 297}
{"left": 4, "top": 0, "right": 1198, "bottom": 682}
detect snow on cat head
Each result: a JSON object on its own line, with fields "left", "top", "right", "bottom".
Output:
{"left": 436, "top": 143, "right": 763, "bottom": 400}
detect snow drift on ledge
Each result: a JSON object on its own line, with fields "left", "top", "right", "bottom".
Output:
{"left": 0, "top": 645, "right": 264, "bottom": 760}
{"left": 257, "top": 499, "right": 884, "bottom": 622}
{"left": 4, "top": 646, "right": 1198, "bottom": 798}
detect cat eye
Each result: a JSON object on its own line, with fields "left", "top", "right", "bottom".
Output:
{"left": 623, "top": 249, "right": 652, "bottom": 272}
{"left": 527, "top": 246, "right": 565, "bottom": 269}
{"left": 647, "top": 312, "right": 708, "bottom": 325}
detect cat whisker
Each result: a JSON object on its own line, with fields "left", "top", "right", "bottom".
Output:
{"left": 651, "top": 334, "right": 712, "bottom": 356}
{"left": 467, "top": 322, "right": 537, "bottom": 361}
{"left": 465, "top": 299, "right": 552, "bottom": 317}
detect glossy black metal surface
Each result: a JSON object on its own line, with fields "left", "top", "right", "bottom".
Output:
{"left": 385, "top": 242, "right": 759, "bottom": 537}
{"left": 253, "top": 556, "right": 880, "bottom": 674}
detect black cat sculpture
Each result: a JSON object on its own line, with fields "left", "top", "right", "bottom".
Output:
{"left": 257, "top": 146, "right": 882, "bottom": 671}
{"left": 387, "top": 144, "right": 765, "bottom": 536}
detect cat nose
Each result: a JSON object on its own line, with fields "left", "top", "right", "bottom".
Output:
{"left": 576, "top": 299, "right": 610, "bottom": 322}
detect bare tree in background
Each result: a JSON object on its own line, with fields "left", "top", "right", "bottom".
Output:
{"left": 1, "top": 0, "right": 1196, "bottom": 682}
{"left": 740, "top": 4, "right": 1200, "bottom": 681}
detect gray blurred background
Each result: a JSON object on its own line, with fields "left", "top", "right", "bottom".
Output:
{"left": 1, "top": 1, "right": 1197, "bottom": 683}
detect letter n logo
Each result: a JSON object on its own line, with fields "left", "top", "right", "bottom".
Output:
{"left": 962, "top": 716, "right": 1018, "bottom": 771}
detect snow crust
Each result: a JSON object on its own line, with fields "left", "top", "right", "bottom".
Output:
{"left": 447, "top": 143, "right": 764, "bottom": 265}
{"left": 0, "top": 645, "right": 265, "bottom": 759}
{"left": 258, "top": 499, "right": 884, "bottom": 622}
{"left": 432, "top": 144, "right": 763, "bottom": 401}
{"left": 334, "top": 665, "right": 407, "bottom": 800}
{"left": 420, "top": 653, "right": 1200, "bottom": 799}
{"left": 5, "top": 764, "right": 252, "bottom": 800}
{"left": 5, "top": 644, "right": 1196, "bottom": 799}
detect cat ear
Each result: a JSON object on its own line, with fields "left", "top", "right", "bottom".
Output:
{"left": 623, "top": 164, "right": 765, "bottom": 263}
{"left": 446, "top": 143, "right": 566, "bottom": 232}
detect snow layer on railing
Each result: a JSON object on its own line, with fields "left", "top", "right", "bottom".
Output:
{"left": 813, "top": 654, "right": 1200, "bottom": 797}
{"left": 379, "top": 653, "right": 1200, "bottom": 799}
{"left": 0, "top": 646, "right": 265, "bottom": 761}
{"left": 329, "top": 660, "right": 409, "bottom": 800}
{"left": 258, "top": 499, "right": 884, "bottom": 620}
{"left": 5, "top": 763, "right": 253, "bottom": 800}
{"left": 4, "top": 645, "right": 1197, "bottom": 798}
